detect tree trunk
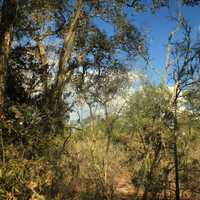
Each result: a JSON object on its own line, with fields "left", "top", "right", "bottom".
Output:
{"left": 172, "top": 103, "right": 180, "bottom": 200}
{"left": 104, "top": 104, "right": 110, "bottom": 187}
{"left": 171, "top": 83, "right": 180, "bottom": 200}
{"left": 0, "top": 0, "right": 17, "bottom": 110}
{"left": 37, "top": 42, "right": 48, "bottom": 93}
{"left": 54, "top": 0, "right": 83, "bottom": 109}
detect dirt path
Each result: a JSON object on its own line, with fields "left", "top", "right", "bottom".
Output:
{"left": 114, "top": 171, "right": 137, "bottom": 200}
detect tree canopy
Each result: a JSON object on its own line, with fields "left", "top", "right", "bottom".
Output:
{"left": 0, "top": 1, "right": 200, "bottom": 200}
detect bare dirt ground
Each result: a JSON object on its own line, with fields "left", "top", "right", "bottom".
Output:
{"left": 114, "top": 171, "right": 137, "bottom": 200}
{"left": 114, "top": 171, "right": 192, "bottom": 200}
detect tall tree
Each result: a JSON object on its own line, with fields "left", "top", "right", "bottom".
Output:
{"left": 163, "top": 16, "right": 200, "bottom": 200}
{"left": 0, "top": 0, "right": 17, "bottom": 111}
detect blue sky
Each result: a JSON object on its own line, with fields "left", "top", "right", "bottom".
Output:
{"left": 71, "top": 2, "right": 200, "bottom": 121}
{"left": 133, "top": 3, "right": 200, "bottom": 83}
{"left": 94, "top": 2, "right": 200, "bottom": 84}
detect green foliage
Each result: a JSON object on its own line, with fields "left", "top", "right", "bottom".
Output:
{"left": 1, "top": 0, "right": 200, "bottom": 199}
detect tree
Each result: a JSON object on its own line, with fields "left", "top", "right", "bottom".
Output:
{"left": 124, "top": 83, "right": 173, "bottom": 199}
{"left": 0, "top": 0, "right": 17, "bottom": 111}
{"left": 1, "top": 1, "right": 200, "bottom": 199}
{"left": 163, "top": 15, "right": 200, "bottom": 200}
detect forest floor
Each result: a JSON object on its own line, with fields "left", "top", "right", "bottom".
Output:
{"left": 114, "top": 170, "right": 138, "bottom": 200}
{"left": 114, "top": 172, "right": 191, "bottom": 200}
